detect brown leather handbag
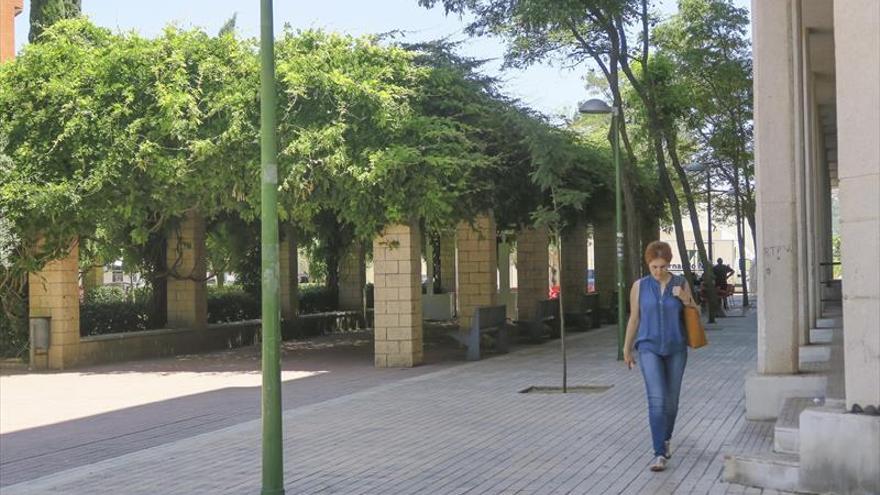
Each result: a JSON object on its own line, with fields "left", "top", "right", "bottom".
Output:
{"left": 684, "top": 305, "right": 707, "bottom": 349}
{"left": 679, "top": 277, "right": 707, "bottom": 349}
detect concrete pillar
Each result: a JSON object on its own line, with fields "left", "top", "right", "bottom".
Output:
{"left": 561, "top": 221, "right": 588, "bottom": 304}
{"left": 439, "top": 233, "right": 456, "bottom": 295}
{"left": 834, "top": 0, "right": 880, "bottom": 410}
{"left": 456, "top": 214, "right": 497, "bottom": 331}
{"left": 279, "top": 228, "right": 298, "bottom": 321}
{"left": 82, "top": 265, "right": 104, "bottom": 293}
{"left": 0, "top": 0, "right": 22, "bottom": 63}
{"left": 593, "top": 212, "right": 617, "bottom": 313}
{"left": 373, "top": 223, "right": 423, "bottom": 368}
{"left": 790, "top": 0, "right": 813, "bottom": 348}
{"left": 166, "top": 210, "right": 207, "bottom": 330}
{"left": 515, "top": 225, "right": 549, "bottom": 321}
{"left": 752, "top": 0, "right": 801, "bottom": 376}
{"left": 28, "top": 241, "right": 80, "bottom": 370}
{"left": 802, "top": 31, "right": 821, "bottom": 332}
{"left": 338, "top": 243, "right": 366, "bottom": 311}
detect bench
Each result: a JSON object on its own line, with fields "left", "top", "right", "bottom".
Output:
{"left": 460, "top": 305, "right": 510, "bottom": 361}
{"left": 516, "top": 298, "right": 559, "bottom": 342}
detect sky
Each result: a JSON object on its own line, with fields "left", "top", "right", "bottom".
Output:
{"left": 13, "top": 0, "right": 750, "bottom": 117}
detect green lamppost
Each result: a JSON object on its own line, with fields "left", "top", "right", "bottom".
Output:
{"left": 260, "top": 1, "right": 284, "bottom": 494}
{"left": 579, "top": 98, "right": 624, "bottom": 360}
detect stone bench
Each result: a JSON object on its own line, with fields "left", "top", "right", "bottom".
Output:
{"left": 516, "top": 298, "right": 559, "bottom": 342}
{"left": 449, "top": 305, "right": 510, "bottom": 361}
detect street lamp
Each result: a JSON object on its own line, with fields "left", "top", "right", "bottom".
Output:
{"left": 579, "top": 98, "right": 624, "bottom": 361}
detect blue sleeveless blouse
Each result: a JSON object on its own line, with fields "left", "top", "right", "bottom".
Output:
{"left": 635, "top": 274, "right": 687, "bottom": 356}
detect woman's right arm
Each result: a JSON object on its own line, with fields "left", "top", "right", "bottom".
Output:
{"left": 623, "top": 280, "right": 640, "bottom": 369}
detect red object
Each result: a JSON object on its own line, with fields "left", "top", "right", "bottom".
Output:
{"left": 549, "top": 285, "right": 560, "bottom": 299}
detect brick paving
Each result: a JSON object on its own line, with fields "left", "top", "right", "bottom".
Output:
{"left": 1, "top": 310, "right": 797, "bottom": 494}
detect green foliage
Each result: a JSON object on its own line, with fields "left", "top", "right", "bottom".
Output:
{"left": 80, "top": 286, "right": 160, "bottom": 336}
{"left": 29, "top": 0, "right": 81, "bottom": 43}
{"left": 298, "top": 283, "right": 337, "bottom": 314}
{"left": 207, "top": 285, "right": 260, "bottom": 323}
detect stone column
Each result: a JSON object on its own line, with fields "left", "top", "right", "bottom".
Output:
{"left": 593, "top": 211, "right": 617, "bottom": 313}
{"left": 561, "top": 222, "right": 588, "bottom": 306}
{"left": 82, "top": 265, "right": 104, "bottom": 293}
{"left": 456, "top": 214, "right": 497, "bottom": 331}
{"left": 166, "top": 210, "right": 207, "bottom": 330}
{"left": 515, "top": 225, "right": 549, "bottom": 321}
{"left": 834, "top": 0, "right": 880, "bottom": 411}
{"left": 439, "top": 233, "right": 456, "bottom": 295}
{"left": 373, "top": 223, "right": 422, "bottom": 368}
{"left": 28, "top": 241, "right": 80, "bottom": 370}
{"left": 279, "top": 228, "right": 298, "bottom": 321}
{"left": 745, "top": 0, "right": 826, "bottom": 420}
{"left": 801, "top": 31, "right": 821, "bottom": 333}
{"left": 338, "top": 243, "right": 366, "bottom": 312}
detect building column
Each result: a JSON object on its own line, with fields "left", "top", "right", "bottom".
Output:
{"left": 561, "top": 221, "right": 588, "bottom": 307}
{"left": 338, "top": 243, "right": 366, "bottom": 312}
{"left": 801, "top": 31, "right": 821, "bottom": 332}
{"left": 515, "top": 225, "right": 549, "bottom": 321}
{"left": 744, "top": 0, "right": 825, "bottom": 420}
{"left": 28, "top": 241, "right": 80, "bottom": 370}
{"left": 439, "top": 232, "right": 456, "bottom": 296}
{"left": 834, "top": 0, "right": 880, "bottom": 412}
{"left": 373, "top": 223, "right": 423, "bottom": 368}
{"left": 166, "top": 210, "right": 207, "bottom": 330}
{"left": 592, "top": 211, "right": 617, "bottom": 316}
{"left": 456, "top": 213, "right": 497, "bottom": 331}
{"left": 279, "top": 227, "right": 298, "bottom": 321}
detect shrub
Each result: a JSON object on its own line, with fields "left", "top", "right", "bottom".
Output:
{"left": 0, "top": 294, "right": 28, "bottom": 358}
{"left": 207, "top": 285, "right": 260, "bottom": 323}
{"left": 80, "top": 286, "right": 158, "bottom": 336}
{"left": 298, "top": 283, "right": 336, "bottom": 314}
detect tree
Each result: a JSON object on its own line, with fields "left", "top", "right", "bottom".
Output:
{"left": 653, "top": 0, "right": 753, "bottom": 305}
{"left": 417, "top": 0, "right": 660, "bottom": 286}
{"left": 29, "top": 0, "right": 81, "bottom": 42}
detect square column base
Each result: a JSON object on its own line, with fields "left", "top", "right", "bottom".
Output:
{"left": 745, "top": 371, "right": 828, "bottom": 420}
{"left": 800, "top": 407, "right": 880, "bottom": 494}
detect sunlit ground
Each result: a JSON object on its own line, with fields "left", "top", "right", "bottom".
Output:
{"left": 0, "top": 368, "right": 327, "bottom": 434}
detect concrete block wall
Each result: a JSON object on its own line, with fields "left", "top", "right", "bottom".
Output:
{"left": 373, "top": 223, "right": 423, "bottom": 368}
{"left": 592, "top": 213, "right": 617, "bottom": 311}
{"left": 456, "top": 214, "right": 497, "bottom": 331}
{"left": 338, "top": 243, "right": 366, "bottom": 312}
{"left": 515, "top": 225, "right": 549, "bottom": 321}
{"left": 28, "top": 241, "right": 80, "bottom": 370}
{"left": 561, "top": 222, "right": 588, "bottom": 307}
{"left": 166, "top": 211, "right": 207, "bottom": 330}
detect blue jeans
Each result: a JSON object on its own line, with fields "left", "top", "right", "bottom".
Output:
{"left": 638, "top": 349, "right": 687, "bottom": 456}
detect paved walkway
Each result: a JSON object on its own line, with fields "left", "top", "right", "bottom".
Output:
{"left": 2, "top": 311, "right": 794, "bottom": 494}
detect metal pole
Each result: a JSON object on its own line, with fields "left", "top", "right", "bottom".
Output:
{"left": 707, "top": 170, "right": 713, "bottom": 262}
{"left": 613, "top": 108, "right": 625, "bottom": 361}
{"left": 260, "top": 1, "right": 284, "bottom": 493}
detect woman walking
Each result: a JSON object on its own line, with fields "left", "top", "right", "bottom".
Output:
{"left": 623, "top": 241, "right": 698, "bottom": 472}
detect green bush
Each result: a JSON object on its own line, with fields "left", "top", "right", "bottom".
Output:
{"left": 80, "top": 286, "right": 159, "bottom": 336}
{"left": 298, "top": 283, "right": 336, "bottom": 314}
{"left": 207, "top": 285, "right": 260, "bottom": 323}
{"left": 0, "top": 294, "right": 28, "bottom": 359}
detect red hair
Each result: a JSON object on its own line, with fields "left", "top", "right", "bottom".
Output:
{"left": 644, "top": 241, "right": 673, "bottom": 264}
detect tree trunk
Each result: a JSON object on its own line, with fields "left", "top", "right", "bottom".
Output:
{"left": 732, "top": 153, "right": 750, "bottom": 307}
{"left": 664, "top": 130, "right": 719, "bottom": 321}
{"left": 653, "top": 134, "right": 694, "bottom": 289}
